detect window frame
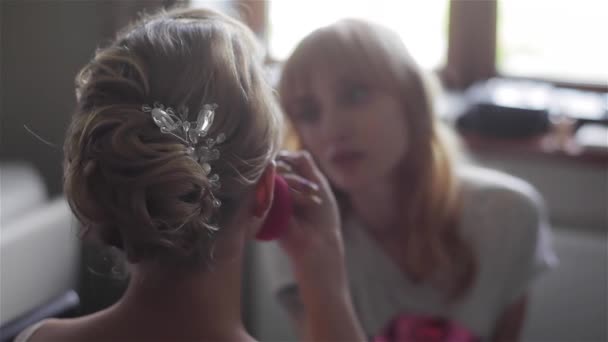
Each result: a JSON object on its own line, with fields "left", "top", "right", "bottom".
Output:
{"left": 235, "top": 0, "right": 607, "bottom": 92}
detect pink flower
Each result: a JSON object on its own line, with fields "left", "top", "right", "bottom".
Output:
{"left": 373, "top": 314, "right": 479, "bottom": 342}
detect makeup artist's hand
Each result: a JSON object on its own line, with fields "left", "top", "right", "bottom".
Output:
{"left": 275, "top": 150, "right": 343, "bottom": 269}
{"left": 275, "top": 150, "right": 365, "bottom": 342}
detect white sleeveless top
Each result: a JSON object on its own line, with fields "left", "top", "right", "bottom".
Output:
{"left": 261, "top": 166, "right": 558, "bottom": 339}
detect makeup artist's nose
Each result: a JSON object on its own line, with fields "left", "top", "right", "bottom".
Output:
{"left": 321, "top": 104, "right": 353, "bottom": 144}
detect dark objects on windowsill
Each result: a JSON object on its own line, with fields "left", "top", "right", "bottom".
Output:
{"left": 452, "top": 78, "right": 608, "bottom": 166}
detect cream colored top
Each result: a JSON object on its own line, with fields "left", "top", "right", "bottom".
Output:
{"left": 261, "top": 166, "right": 558, "bottom": 339}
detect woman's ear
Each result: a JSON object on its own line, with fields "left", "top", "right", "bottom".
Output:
{"left": 252, "top": 161, "right": 276, "bottom": 218}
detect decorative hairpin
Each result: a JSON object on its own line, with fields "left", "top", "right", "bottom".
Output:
{"left": 142, "top": 102, "right": 225, "bottom": 208}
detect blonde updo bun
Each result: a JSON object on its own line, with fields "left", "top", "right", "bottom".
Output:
{"left": 64, "top": 8, "right": 282, "bottom": 266}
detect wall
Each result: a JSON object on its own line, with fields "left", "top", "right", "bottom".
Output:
{"left": 0, "top": 1, "right": 162, "bottom": 196}
{"left": 472, "top": 152, "right": 607, "bottom": 232}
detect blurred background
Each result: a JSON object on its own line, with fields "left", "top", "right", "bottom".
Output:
{"left": 1, "top": 1, "right": 606, "bottom": 341}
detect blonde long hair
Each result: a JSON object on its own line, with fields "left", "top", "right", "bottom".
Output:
{"left": 279, "top": 19, "right": 476, "bottom": 300}
{"left": 64, "top": 8, "right": 283, "bottom": 267}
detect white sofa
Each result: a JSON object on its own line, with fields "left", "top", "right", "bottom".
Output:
{"left": 522, "top": 227, "right": 607, "bottom": 341}
{"left": 0, "top": 163, "right": 47, "bottom": 227}
{"left": 0, "top": 163, "right": 80, "bottom": 334}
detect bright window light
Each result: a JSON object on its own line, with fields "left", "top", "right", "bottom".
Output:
{"left": 498, "top": 0, "right": 608, "bottom": 85}
{"left": 268, "top": 0, "right": 449, "bottom": 70}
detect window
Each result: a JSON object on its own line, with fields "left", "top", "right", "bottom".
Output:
{"left": 190, "top": 1, "right": 237, "bottom": 16}
{"left": 497, "top": 0, "right": 608, "bottom": 85}
{"left": 268, "top": 0, "right": 450, "bottom": 70}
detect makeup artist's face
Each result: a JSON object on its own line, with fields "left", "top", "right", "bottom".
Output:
{"left": 285, "top": 72, "right": 409, "bottom": 192}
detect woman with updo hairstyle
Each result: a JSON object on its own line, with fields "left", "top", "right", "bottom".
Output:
{"left": 16, "top": 8, "right": 365, "bottom": 342}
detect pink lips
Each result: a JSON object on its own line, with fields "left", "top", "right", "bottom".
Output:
{"left": 329, "top": 149, "right": 365, "bottom": 168}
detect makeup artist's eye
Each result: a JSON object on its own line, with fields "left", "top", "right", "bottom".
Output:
{"left": 290, "top": 101, "right": 320, "bottom": 123}
{"left": 340, "top": 83, "right": 370, "bottom": 107}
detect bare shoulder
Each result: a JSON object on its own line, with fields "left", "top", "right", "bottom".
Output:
{"left": 19, "top": 318, "right": 70, "bottom": 342}
{"left": 25, "top": 313, "right": 113, "bottom": 342}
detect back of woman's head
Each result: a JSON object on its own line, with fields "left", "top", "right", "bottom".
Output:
{"left": 64, "top": 7, "right": 282, "bottom": 267}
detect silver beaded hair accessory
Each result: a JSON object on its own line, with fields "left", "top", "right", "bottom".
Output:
{"left": 142, "top": 102, "right": 226, "bottom": 208}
